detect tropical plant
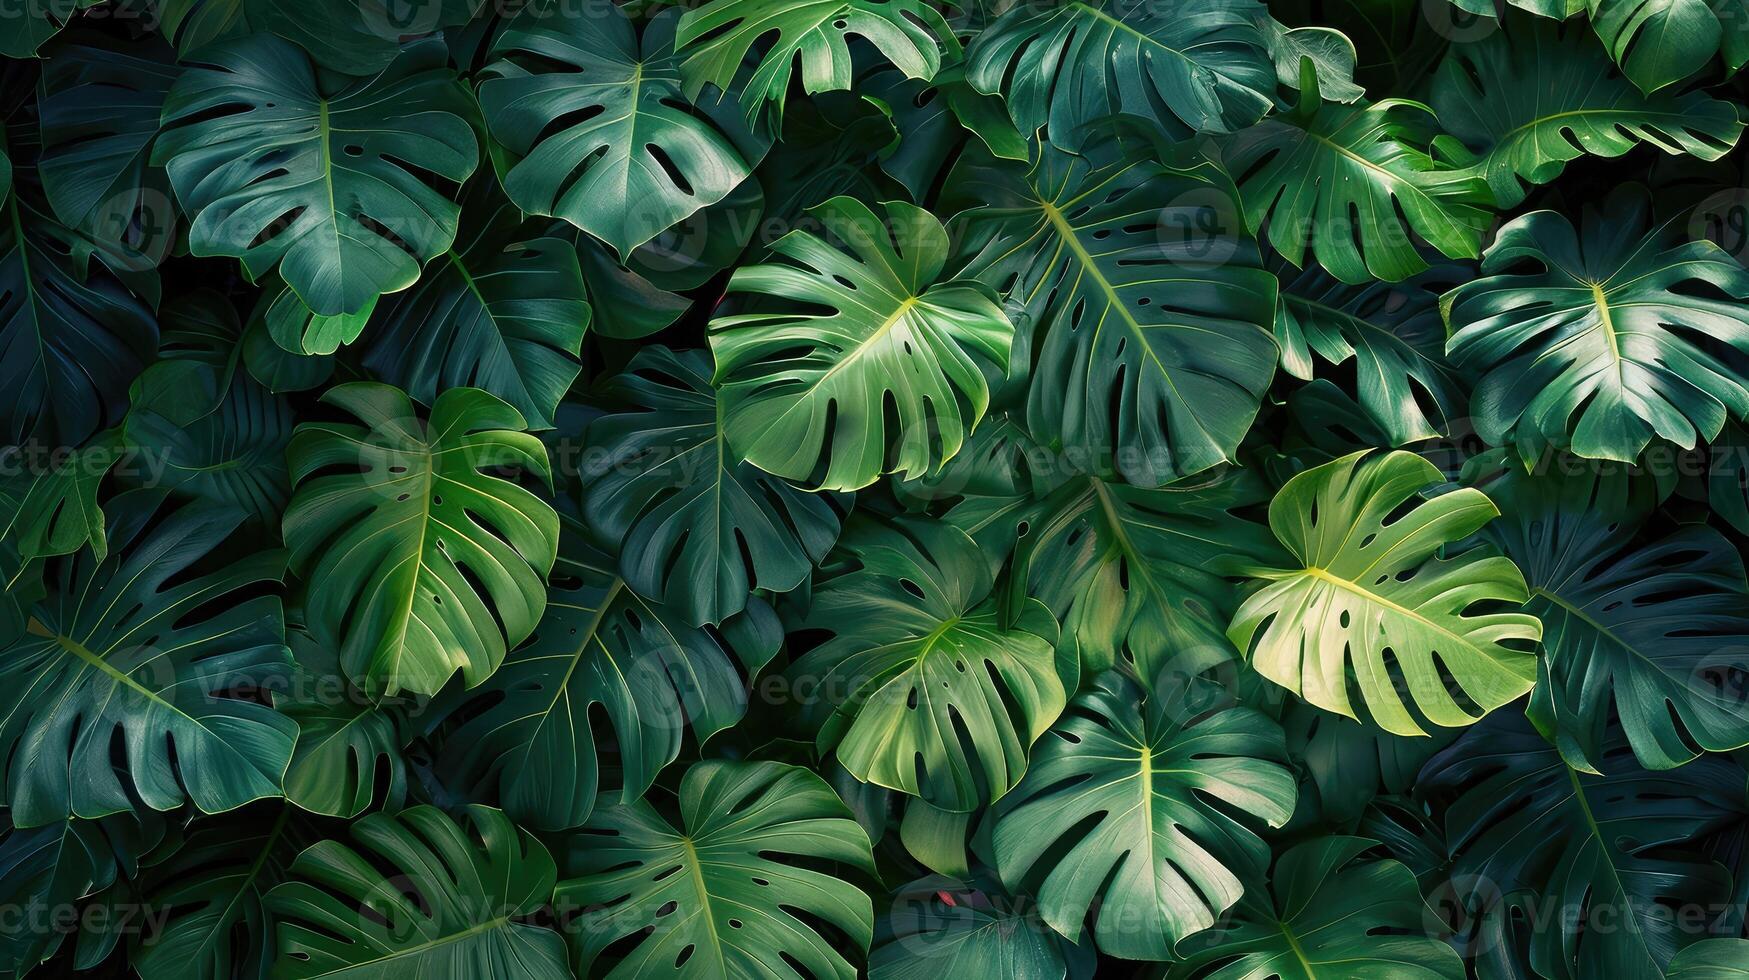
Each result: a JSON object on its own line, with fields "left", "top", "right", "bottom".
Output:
{"left": 9, "top": 2, "right": 1749, "bottom": 978}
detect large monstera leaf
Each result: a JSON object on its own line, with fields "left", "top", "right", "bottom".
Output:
{"left": 557, "top": 760, "right": 877, "bottom": 979}
{"left": 479, "top": 6, "right": 757, "bottom": 258}
{"left": 154, "top": 35, "right": 479, "bottom": 317}
{"left": 966, "top": 0, "right": 1277, "bottom": 148}
{"left": 0, "top": 495, "right": 295, "bottom": 827}
{"left": 0, "top": 169, "right": 158, "bottom": 447}
{"left": 1221, "top": 72, "right": 1494, "bottom": 284}
{"left": 1275, "top": 260, "right": 1470, "bottom": 445}
{"left": 581, "top": 346, "right": 844, "bottom": 627}
{"left": 283, "top": 383, "right": 559, "bottom": 699}
{"left": 265, "top": 805, "right": 568, "bottom": 979}
{"left": 1472, "top": 454, "right": 1749, "bottom": 772}
{"left": 426, "top": 517, "right": 780, "bottom": 832}
{"left": 1445, "top": 188, "right": 1749, "bottom": 465}
{"left": 993, "top": 673, "right": 1296, "bottom": 960}
{"left": 362, "top": 180, "right": 588, "bottom": 431}
{"left": 946, "top": 146, "right": 1278, "bottom": 486}
{"left": 1230, "top": 451, "right": 1542, "bottom": 735}
{"left": 1422, "top": 713, "right": 1747, "bottom": 979}
{"left": 709, "top": 196, "right": 1013, "bottom": 492}
{"left": 789, "top": 517, "right": 1072, "bottom": 811}
{"left": 675, "top": 0, "right": 958, "bottom": 125}
{"left": 1431, "top": 18, "right": 1742, "bottom": 209}
{"left": 1168, "top": 836, "right": 1465, "bottom": 979}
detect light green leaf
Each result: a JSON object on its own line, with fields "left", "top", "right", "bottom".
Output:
{"left": 1229, "top": 451, "right": 1542, "bottom": 735}
{"left": 710, "top": 196, "right": 1013, "bottom": 492}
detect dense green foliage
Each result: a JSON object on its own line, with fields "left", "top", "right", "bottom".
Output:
{"left": 5, "top": 0, "right": 1749, "bottom": 977}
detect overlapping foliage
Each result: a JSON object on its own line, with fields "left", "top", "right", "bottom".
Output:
{"left": 4, "top": 0, "right": 1749, "bottom": 977}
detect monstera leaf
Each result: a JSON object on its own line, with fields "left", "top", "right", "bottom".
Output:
{"left": 557, "top": 760, "right": 877, "bottom": 979}
{"left": 426, "top": 516, "right": 781, "bottom": 832}
{"left": 266, "top": 805, "right": 568, "bottom": 979}
{"left": 1588, "top": 0, "right": 1743, "bottom": 94}
{"left": 1443, "top": 188, "right": 1749, "bottom": 464}
{"left": 1472, "top": 453, "right": 1749, "bottom": 772}
{"left": 36, "top": 34, "right": 178, "bottom": 249}
{"left": 581, "top": 346, "right": 844, "bottom": 627}
{"left": 154, "top": 35, "right": 479, "bottom": 317}
{"left": 966, "top": 0, "right": 1277, "bottom": 148}
{"left": 0, "top": 170, "right": 158, "bottom": 447}
{"left": 1221, "top": 70, "right": 1494, "bottom": 284}
{"left": 1431, "top": 18, "right": 1742, "bottom": 208}
{"left": 362, "top": 180, "right": 588, "bottom": 430}
{"left": 128, "top": 808, "right": 303, "bottom": 980}
{"left": 0, "top": 495, "right": 295, "bottom": 827}
{"left": 675, "top": 0, "right": 958, "bottom": 124}
{"left": 1168, "top": 836, "right": 1465, "bottom": 979}
{"left": 283, "top": 383, "right": 559, "bottom": 698}
{"left": 1229, "top": 451, "right": 1542, "bottom": 736}
{"left": 480, "top": 6, "right": 757, "bottom": 258}
{"left": 993, "top": 672, "right": 1296, "bottom": 960}
{"left": 1274, "top": 260, "right": 1470, "bottom": 445}
{"left": 946, "top": 145, "right": 1278, "bottom": 486}
{"left": 789, "top": 517, "right": 1071, "bottom": 811}
{"left": 709, "top": 196, "right": 1013, "bottom": 492}
{"left": 1422, "top": 713, "right": 1746, "bottom": 979}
